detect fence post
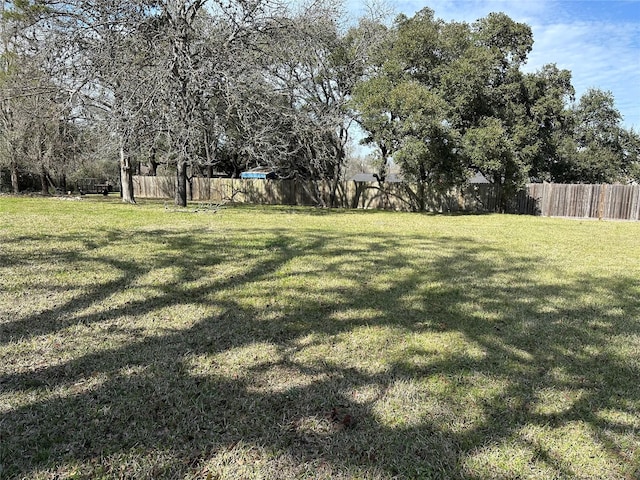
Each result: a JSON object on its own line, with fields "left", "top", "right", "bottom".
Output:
{"left": 598, "top": 184, "right": 607, "bottom": 220}
{"left": 542, "top": 182, "right": 551, "bottom": 216}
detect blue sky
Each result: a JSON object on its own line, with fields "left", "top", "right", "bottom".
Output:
{"left": 349, "top": 0, "right": 640, "bottom": 131}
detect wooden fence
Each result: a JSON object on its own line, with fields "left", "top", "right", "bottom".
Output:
{"left": 133, "top": 176, "right": 640, "bottom": 220}
{"left": 525, "top": 183, "right": 640, "bottom": 220}
{"left": 133, "top": 176, "right": 501, "bottom": 213}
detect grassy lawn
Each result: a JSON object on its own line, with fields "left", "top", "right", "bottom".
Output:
{"left": 1, "top": 196, "right": 639, "bottom": 479}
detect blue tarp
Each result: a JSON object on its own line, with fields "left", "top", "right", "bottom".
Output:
{"left": 240, "top": 170, "right": 276, "bottom": 180}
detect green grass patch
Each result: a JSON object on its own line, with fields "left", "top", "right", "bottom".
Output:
{"left": 1, "top": 196, "right": 639, "bottom": 479}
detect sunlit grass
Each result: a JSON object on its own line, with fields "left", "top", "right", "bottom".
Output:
{"left": 1, "top": 196, "right": 639, "bottom": 479}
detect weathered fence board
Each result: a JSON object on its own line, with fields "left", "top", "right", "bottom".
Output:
{"left": 133, "top": 176, "right": 640, "bottom": 220}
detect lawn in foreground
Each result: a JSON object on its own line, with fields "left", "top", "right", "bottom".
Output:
{"left": 0, "top": 196, "right": 639, "bottom": 479}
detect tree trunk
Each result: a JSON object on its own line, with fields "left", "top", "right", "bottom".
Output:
{"left": 120, "top": 145, "right": 136, "bottom": 203}
{"left": 176, "top": 159, "right": 188, "bottom": 207}
{"left": 40, "top": 164, "right": 49, "bottom": 195}
{"left": 329, "top": 139, "right": 345, "bottom": 208}
{"left": 10, "top": 158, "right": 19, "bottom": 193}
{"left": 418, "top": 164, "right": 427, "bottom": 211}
{"left": 417, "top": 180, "right": 426, "bottom": 212}
{"left": 149, "top": 146, "right": 158, "bottom": 176}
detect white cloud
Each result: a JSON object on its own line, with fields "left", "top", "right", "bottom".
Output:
{"left": 526, "top": 19, "right": 640, "bottom": 128}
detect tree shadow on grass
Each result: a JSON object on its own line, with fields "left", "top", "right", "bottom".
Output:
{"left": 1, "top": 225, "right": 639, "bottom": 479}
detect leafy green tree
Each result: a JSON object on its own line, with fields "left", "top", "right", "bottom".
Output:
{"left": 457, "top": 13, "right": 536, "bottom": 206}
{"left": 352, "top": 74, "right": 399, "bottom": 179}
{"left": 353, "top": 9, "right": 541, "bottom": 209}
{"left": 520, "top": 64, "right": 575, "bottom": 182}
{"left": 620, "top": 128, "right": 640, "bottom": 183}
{"left": 564, "top": 88, "right": 626, "bottom": 183}
{"left": 352, "top": 8, "right": 629, "bottom": 209}
{"left": 461, "top": 63, "right": 575, "bottom": 202}
{"left": 353, "top": 9, "right": 468, "bottom": 200}
{"left": 386, "top": 80, "right": 465, "bottom": 210}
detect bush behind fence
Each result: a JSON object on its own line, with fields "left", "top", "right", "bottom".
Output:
{"left": 133, "top": 176, "right": 640, "bottom": 221}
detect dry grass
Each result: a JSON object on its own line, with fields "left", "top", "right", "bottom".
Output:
{"left": 1, "top": 196, "right": 639, "bottom": 479}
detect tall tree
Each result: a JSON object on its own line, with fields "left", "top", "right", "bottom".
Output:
{"left": 619, "top": 128, "right": 640, "bottom": 183}
{"left": 71, "top": 0, "right": 162, "bottom": 203}
{"left": 149, "top": 0, "right": 309, "bottom": 206}
{"left": 256, "top": 8, "right": 376, "bottom": 205}
{"left": 353, "top": 9, "right": 584, "bottom": 210}
{"left": 567, "top": 88, "right": 627, "bottom": 183}
{"left": 456, "top": 12, "right": 535, "bottom": 207}
{"left": 0, "top": 0, "right": 80, "bottom": 194}
{"left": 521, "top": 64, "right": 575, "bottom": 183}
{"left": 352, "top": 9, "right": 472, "bottom": 209}
{"left": 154, "top": 0, "right": 208, "bottom": 207}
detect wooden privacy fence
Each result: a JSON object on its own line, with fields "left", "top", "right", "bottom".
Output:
{"left": 133, "top": 176, "right": 640, "bottom": 221}
{"left": 526, "top": 183, "right": 640, "bottom": 220}
{"left": 133, "top": 176, "right": 501, "bottom": 213}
